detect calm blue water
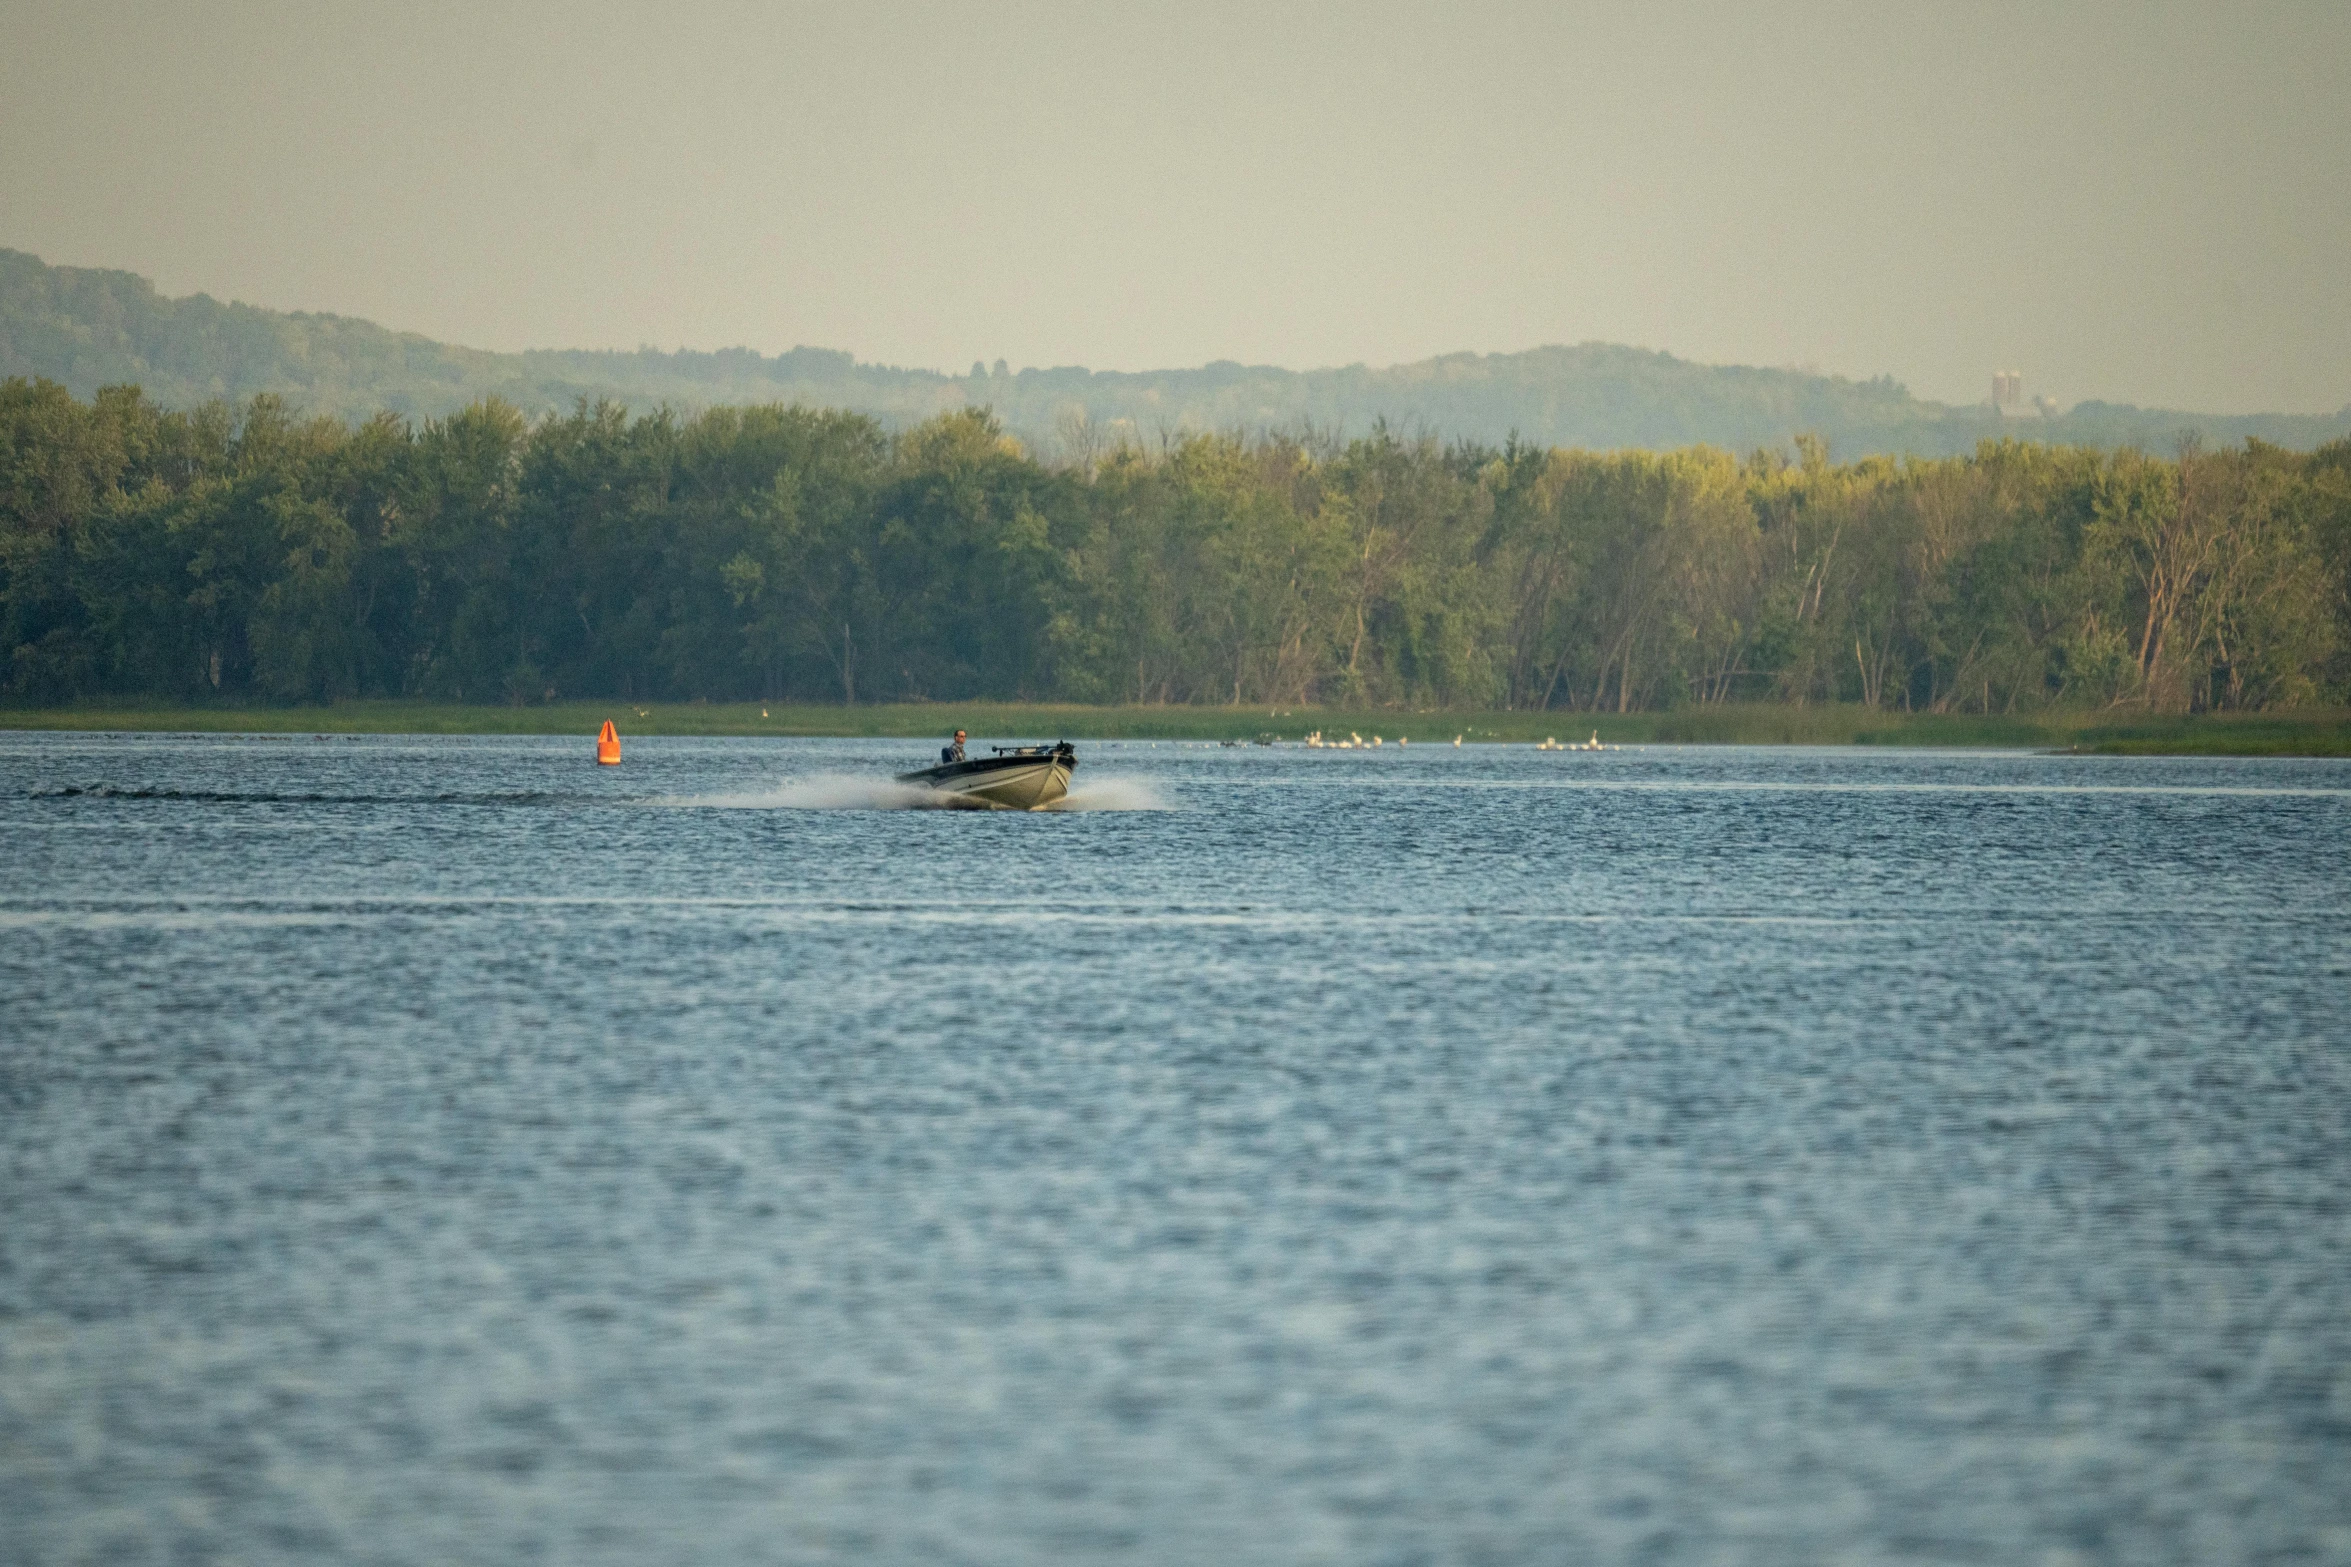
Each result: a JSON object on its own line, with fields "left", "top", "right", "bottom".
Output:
{"left": 4, "top": 733, "right": 2349, "bottom": 1565}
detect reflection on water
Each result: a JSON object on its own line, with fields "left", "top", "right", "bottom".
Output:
{"left": 3, "top": 734, "right": 2348, "bottom": 1565}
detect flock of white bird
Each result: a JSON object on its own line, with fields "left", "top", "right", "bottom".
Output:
{"left": 1296, "top": 729, "right": 1614, "bottom": 752}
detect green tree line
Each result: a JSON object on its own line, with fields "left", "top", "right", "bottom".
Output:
{"left": 5, "top": 377, "right": 2347, "bottom": 712}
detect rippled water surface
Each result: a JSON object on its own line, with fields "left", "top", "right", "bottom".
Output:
{"left": 5, "top": 732, "right": 2349, "bottom": 1565}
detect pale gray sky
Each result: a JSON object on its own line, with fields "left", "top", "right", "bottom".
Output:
{"left": 4, "top": 1, "right": 2346, "bottom": 411}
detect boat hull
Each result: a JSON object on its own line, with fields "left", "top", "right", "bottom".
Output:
{"left": 894, "top": 750, "right": 1075, "bottom": 810}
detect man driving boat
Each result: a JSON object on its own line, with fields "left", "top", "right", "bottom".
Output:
{"left": 941, "top": 729, "right": 967, "bottom": 764}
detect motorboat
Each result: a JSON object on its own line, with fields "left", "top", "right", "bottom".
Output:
{"left": 895, "top": 741, "right": 1077, "bottom": 810}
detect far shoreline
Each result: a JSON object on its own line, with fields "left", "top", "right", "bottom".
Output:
{"left": 3, "top": 702, "right": 2347, "bottom": 757}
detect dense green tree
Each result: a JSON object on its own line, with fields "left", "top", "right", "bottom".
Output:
{"left": 3, "top": 378, "right": 2345, "bottom": 712}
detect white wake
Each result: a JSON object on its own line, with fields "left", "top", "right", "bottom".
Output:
{"left": 1047, "top": 778, "right": 1171, "bottom": 811}
{"left": 657, "top": 774, "right": 1171, "bottom": 811}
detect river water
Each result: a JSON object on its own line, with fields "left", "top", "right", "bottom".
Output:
{"left": 4, "top": 732, "right": 2348, "bottom": 1565}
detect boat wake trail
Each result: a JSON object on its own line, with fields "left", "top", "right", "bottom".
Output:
{"left": 27, "top": 776, "right": 1174, "bottom": 812}
{"left": 660, "top": 775, "right": 950, "bottom": 810}
{"left": 1046, "top": 778, "right": 1170, "bottom": 811}
{"left": 658, "top": 774, "right": 1171, "bottom": 811}
{"left": 29, "top": 784, "right": 588, "bottom": 806}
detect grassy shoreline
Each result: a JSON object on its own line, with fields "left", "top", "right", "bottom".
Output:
{"left": 3, "top": 701, "right": 2348, "bottom": 755}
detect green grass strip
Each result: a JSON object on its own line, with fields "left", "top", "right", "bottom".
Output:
{"left": 5, "top": 701, "right": 2348, "bottom": 754}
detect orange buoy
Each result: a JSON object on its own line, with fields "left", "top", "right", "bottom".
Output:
{"left": 596, "top": 720, "right": 621, "bottom": 766}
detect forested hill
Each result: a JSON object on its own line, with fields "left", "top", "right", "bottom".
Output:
{"left": 6, "top": 248, "right": 2345, "bottom": 458}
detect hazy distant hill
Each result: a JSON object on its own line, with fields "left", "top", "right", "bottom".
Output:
{"left": 5, "top": 248, "right": 2345, "bottom": 457}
